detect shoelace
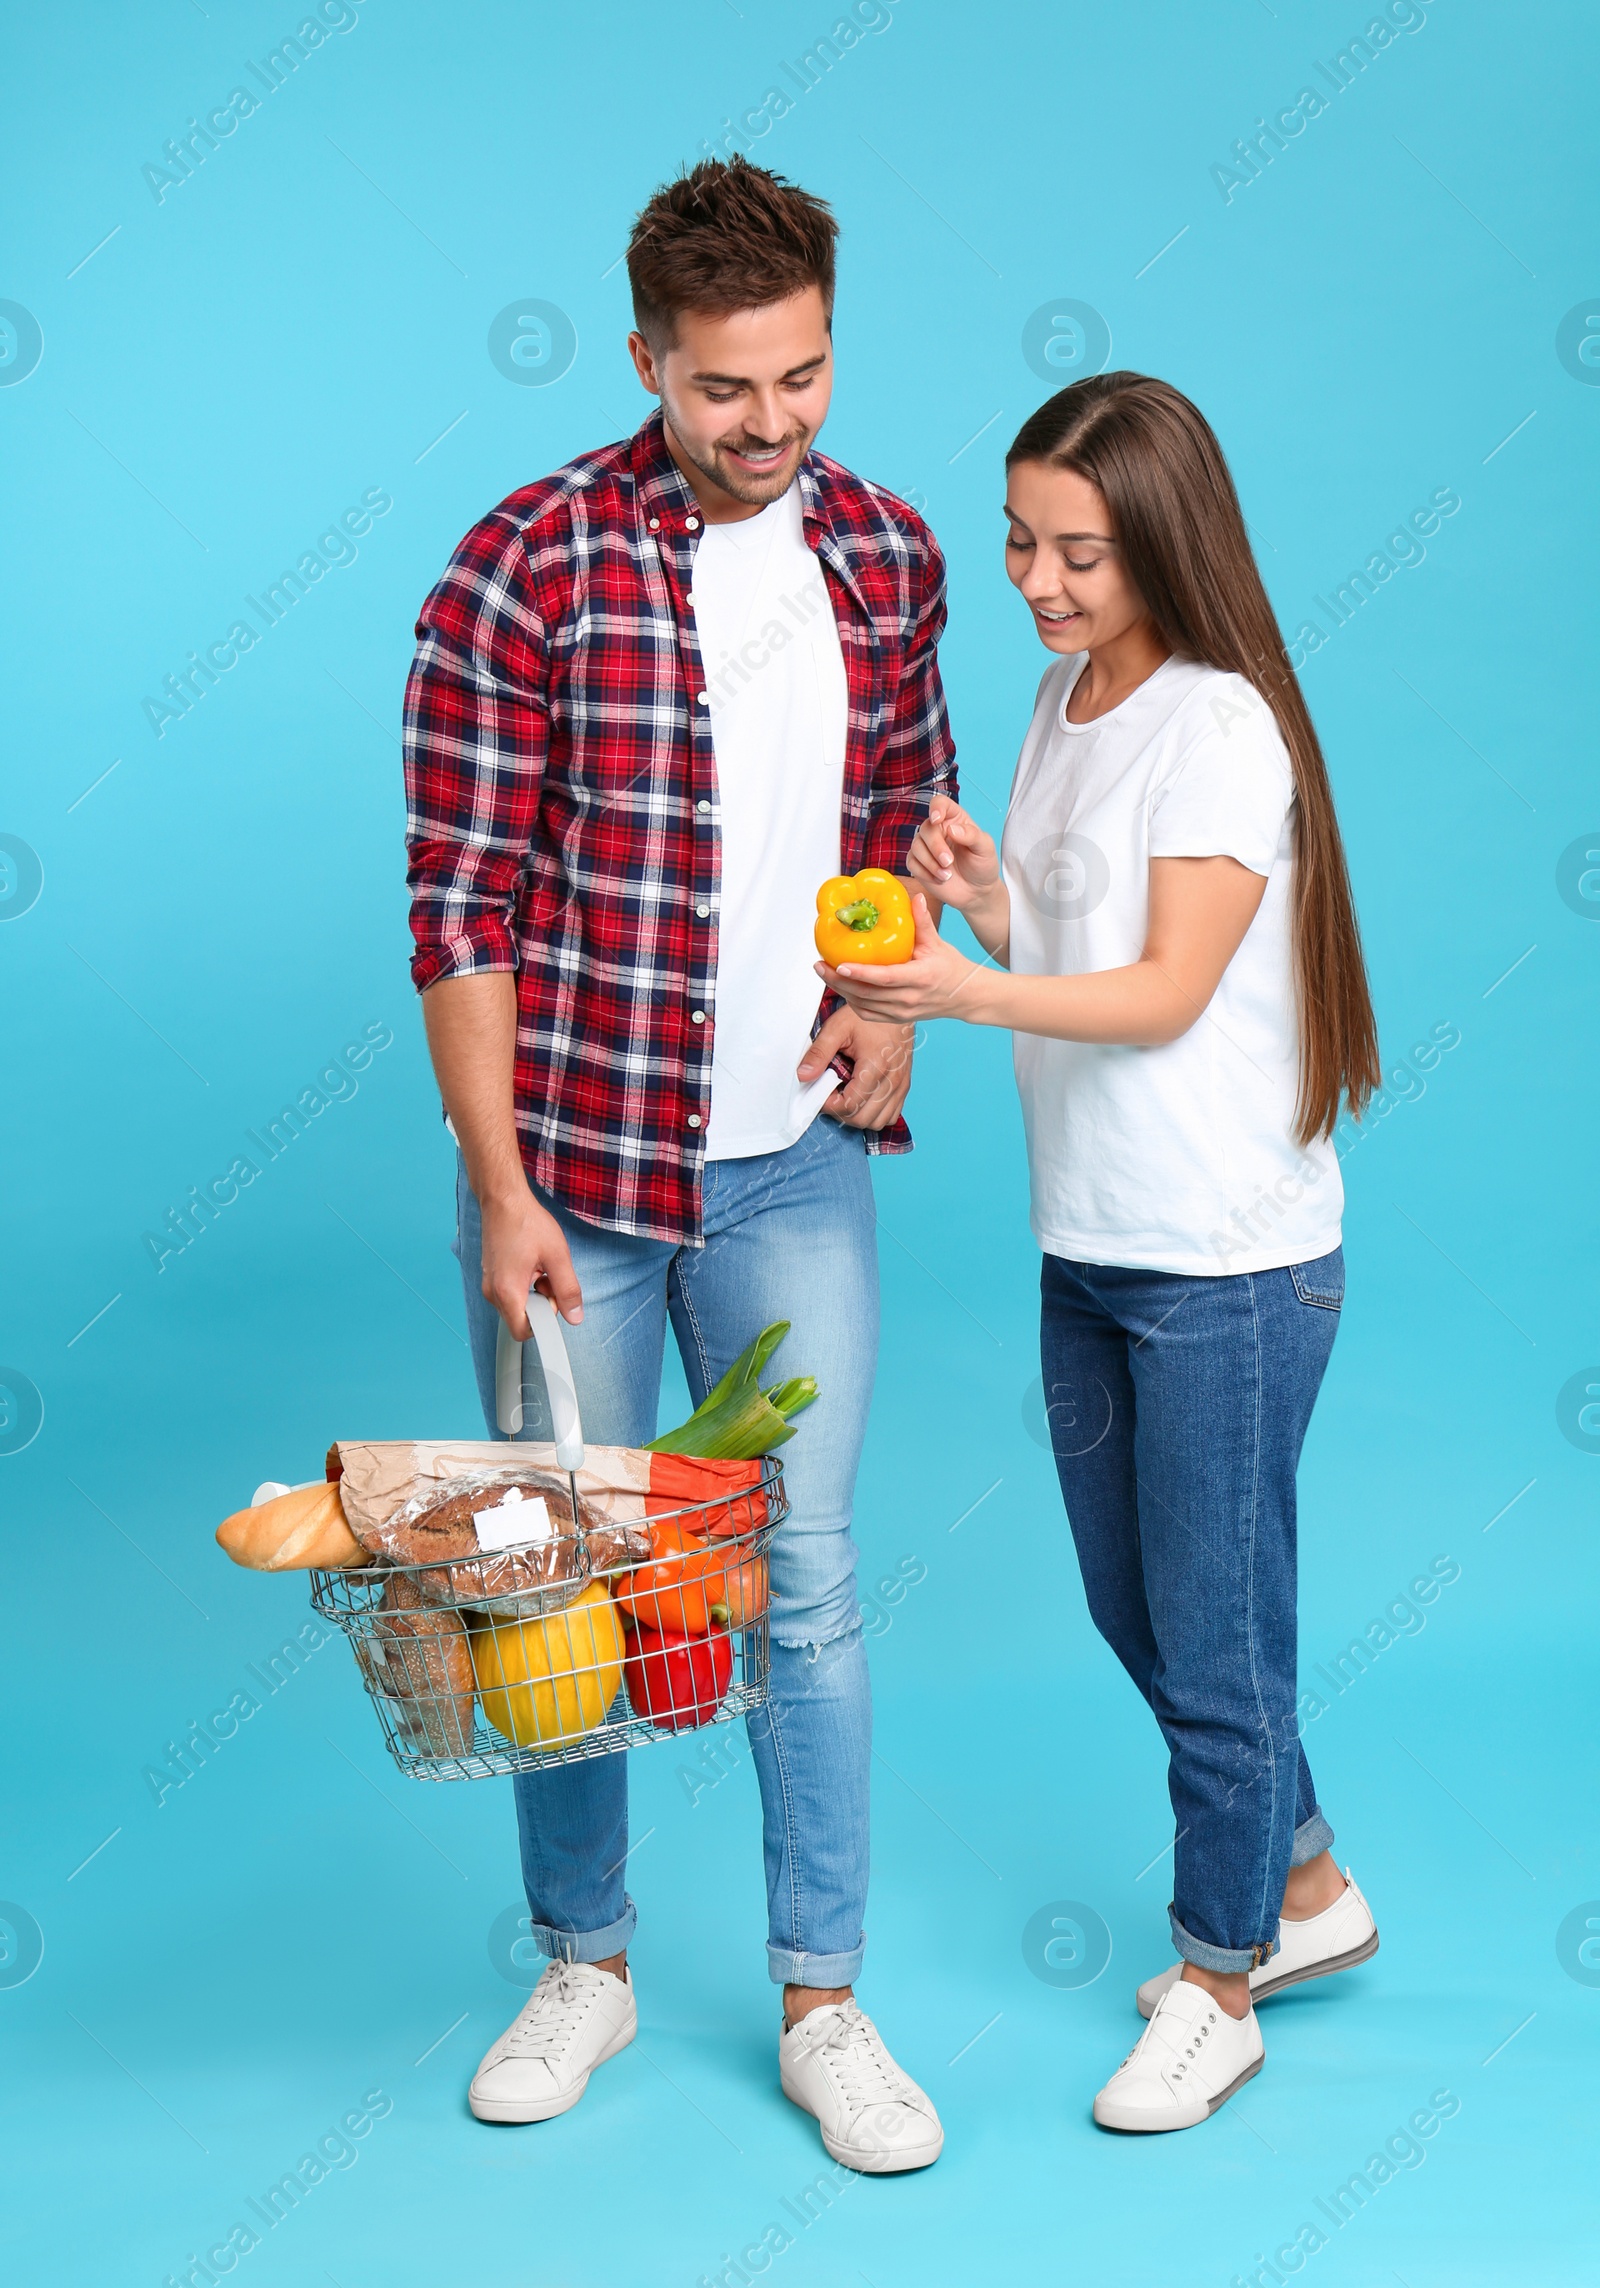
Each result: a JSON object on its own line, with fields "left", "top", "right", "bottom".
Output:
{"left": 498, "top": 1963, "right": 599, "bottom": 2062}
{"left": 808, "top": 2004, "right": 910, "bottom": 2111}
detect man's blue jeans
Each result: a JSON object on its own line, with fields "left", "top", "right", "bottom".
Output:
{"left": 454, "top": 1116, "right": 877, "bottom": 1988}
{"left": 1039, "top": 1248, "right": 1344, "bottom": 1973}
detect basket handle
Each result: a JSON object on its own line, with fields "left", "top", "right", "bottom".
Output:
{"left": 495, "top": 1290, "right": 586, "bottom": 1471}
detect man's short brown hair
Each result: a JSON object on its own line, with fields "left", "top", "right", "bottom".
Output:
{"left": 626, "top": 159, "right": 839, "bottom": 350}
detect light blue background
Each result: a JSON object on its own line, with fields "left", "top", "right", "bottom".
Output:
{"left": 3, "top": 1, "right": 1597, "bottom": 2282}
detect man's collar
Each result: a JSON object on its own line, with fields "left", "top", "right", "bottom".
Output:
{"left": 628, "top": 407, "right": 834, "bottom": 549}
{"left": 628, "top": 409, "right": 699, "bottom": 523}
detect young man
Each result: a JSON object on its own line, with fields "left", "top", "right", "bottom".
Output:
{"left": 403, "top": 160, "right": 955, "bottom": 2172}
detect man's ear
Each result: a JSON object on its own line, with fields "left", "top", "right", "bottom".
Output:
{"left": 627, "top": 330, "right": 662, "bottom": 395}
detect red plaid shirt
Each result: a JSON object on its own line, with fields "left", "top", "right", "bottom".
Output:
{"left": 404, "top": 411, "right": 957, "bottom": 1243}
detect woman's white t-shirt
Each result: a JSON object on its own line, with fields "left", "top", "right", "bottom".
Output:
{"left": 1001, "top": 653, "right": 1342, "bottom": 1276}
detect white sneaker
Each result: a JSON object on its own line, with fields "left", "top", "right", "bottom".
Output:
{"left": 779, "top": 2000, "right": 943, "bottom": 2173}
{"left": 1094, "top": 1978, "right": 1263, "bottom": 2132}
{"left": 1135, "top": 1870, "right": 1379, "bottom": 2019}
{"left": 468, "top": 1960, "right": 636, "bottom": 2123}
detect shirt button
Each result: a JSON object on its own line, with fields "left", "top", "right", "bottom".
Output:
{"left": 696, "top": 799, "right": 711, "bottom": 814}
{"left": 696, "top": 691, "right": 708, "bottom": 706}
{"left": 687, "top": 1113, "right": 703, "bottom": 1128}
{"left": 691, "top": 1009, "right": 706, "bottom": 1025}
{"left": 648, "top": 517, "right": 661, "bottom": 531}
{"left": 695, "top": 902, "right": 710, "bottom": 918}
{"left": 686, "top": 516, "right": 700, "bottom": 531}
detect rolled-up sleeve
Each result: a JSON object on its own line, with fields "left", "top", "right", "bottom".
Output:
{"left": 862, "top": 525, "right": 958, "bottom": 875}
{"left": 403, "top": 514, "right": 550, "bottom": 991}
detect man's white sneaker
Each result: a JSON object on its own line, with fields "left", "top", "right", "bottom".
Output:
{"left": 468, "top": 1960, "right": 636, "bottom": 2123}
{"left": 1094, "top": 1978, "right": 1263, "bottom": 2132}
{"left": 779, "top": 2000, "right": 943, "bottom": 2173}
{"left": 1135, "top": 1870, "right": 1379, "bottom": 2019}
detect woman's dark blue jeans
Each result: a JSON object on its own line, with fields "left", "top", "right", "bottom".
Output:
{"left": 1039, "top": 1248, "right": 1344, "bottom": 1972}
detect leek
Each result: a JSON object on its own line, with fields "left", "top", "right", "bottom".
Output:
{"left": 645, "top": 1321, "right": 819, "bottom": 1458}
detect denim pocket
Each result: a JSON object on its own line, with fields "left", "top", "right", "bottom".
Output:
{"left": 1290, "top": 1248, "right": 1345, "bottom": 1310}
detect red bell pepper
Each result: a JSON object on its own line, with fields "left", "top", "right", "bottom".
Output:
{"left": 623, "top": 1618, "right": 733, "bottom": 1732}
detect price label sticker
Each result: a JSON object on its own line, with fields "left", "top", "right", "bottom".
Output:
{"left": 474, "top": 1489, "right": 553, "bottom": 1553}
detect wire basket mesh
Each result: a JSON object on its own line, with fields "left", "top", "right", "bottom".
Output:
{"left": 310, "top": 1455, "right": 784, "bottom": 1781}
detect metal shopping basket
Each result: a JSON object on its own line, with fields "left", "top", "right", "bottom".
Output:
{"left": 310, "top": 1293, "right": 783, "bottom": 1782}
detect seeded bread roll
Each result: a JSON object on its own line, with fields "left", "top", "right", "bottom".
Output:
{"left": 363, "top": 1569, "right": 477, "bottom": 1756}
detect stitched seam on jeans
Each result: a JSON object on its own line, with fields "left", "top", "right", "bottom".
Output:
{"left": 513, "top": 1783, "right": 633, "bottom": 1955}
{"left": 1290, "top": 1274, "right": 1341, "bottom": 1310}
{"left": 1290, "top": 1261, "right": 1343, "bottom": 1310}
{"left": 669, "top": 1254, "right": 715, "bottom": 1398}
{"left": 1242, "top": 1269, "right": 1279, "bottom": 1955}
{"left": 752, "top": 1672, "right": 807, "bottom": 1975}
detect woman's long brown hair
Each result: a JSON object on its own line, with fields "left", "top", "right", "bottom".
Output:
{"left": 1008, "top": 372, "right": 1379, "bottom": 1142}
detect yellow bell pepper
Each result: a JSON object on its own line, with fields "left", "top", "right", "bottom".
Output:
{"left": 471, "top": 1581, "right": 625, "bottom": 1749}
{"left": 813, "top": 869, "right": 915, "bottom": 967}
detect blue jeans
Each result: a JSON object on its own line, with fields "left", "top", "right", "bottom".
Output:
{"left": 1039, "top": 1249, "right": 1344, "bottom": 1973}
{"left": 454, "top": 1116, "right": 877, "bottom": 1988}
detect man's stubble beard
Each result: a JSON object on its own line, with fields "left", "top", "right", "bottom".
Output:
{"left": 661, "top": 397, "right": 812, "bottom": 509}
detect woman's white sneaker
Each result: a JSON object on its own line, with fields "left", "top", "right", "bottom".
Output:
{"left": 1135, "top": 1870, "right": 1379, "bottom": 2019}
{"left": 779, "top": 2001, "right": 943, "bottom": 2173}
{"left": 1094, "top": 1978, "right": 1263, "bottom": 2132}
{"left": 469, "top": 1960, "right": 636, "bottom": 2122}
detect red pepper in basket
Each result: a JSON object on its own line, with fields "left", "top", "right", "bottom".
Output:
{"left": 623, "top": 1618, "right": 733, "bottom": 1731}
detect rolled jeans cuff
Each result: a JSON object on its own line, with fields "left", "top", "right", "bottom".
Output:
{"left": 1169, "top": 1812, "right": 1339, "bottom": 1971}
{"left": 525, "top": 1895, "right": 637, "bottom": 1966}
{"left": 766, "top": 1938, "right": 866, "bottom": 1989}
{"left": 1167, "top": 1910, "right": 1266, "bottom": 1975}
{"left": 1290, "top": 1807, "right": 1335, "bottom": 1866}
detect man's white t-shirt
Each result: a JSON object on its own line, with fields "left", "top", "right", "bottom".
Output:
{"left": 693, "top": 484, "right": 848, "bottom": 1160}
{"left": 1002, "top": 653, "right": 1342, "bottom": 1276}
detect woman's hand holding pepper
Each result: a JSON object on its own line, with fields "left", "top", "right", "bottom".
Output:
{"left": 908, "top": 797, "right": 1011, "bottom": 960}
{"left": 817, "top": 894, "right": 990, "bottom": 1026}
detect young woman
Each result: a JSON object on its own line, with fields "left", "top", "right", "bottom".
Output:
{"left": 820, "top": 373, "right": 1383, "bottom": 2132}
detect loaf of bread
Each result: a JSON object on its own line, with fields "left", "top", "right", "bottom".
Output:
{"left": 216, "top": 1481, "right": 370, "bottom": 1572}
{"left": 360, "top": 1569, "right": 477, "bottom": 1756}
{"left": 369, "top": 1468, "right": 651, "bottom": 1606}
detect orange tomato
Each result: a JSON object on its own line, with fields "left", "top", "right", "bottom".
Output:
{"left": 615, "top": 1520, "right": 728, "bottom": 1636}
{"left": 719, "top": 1550, "right": 769, "bottom": 1629}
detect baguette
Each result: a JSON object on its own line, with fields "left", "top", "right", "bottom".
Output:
{"left": 216, "top": 1481, "right": 370, "bottom": 1572}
